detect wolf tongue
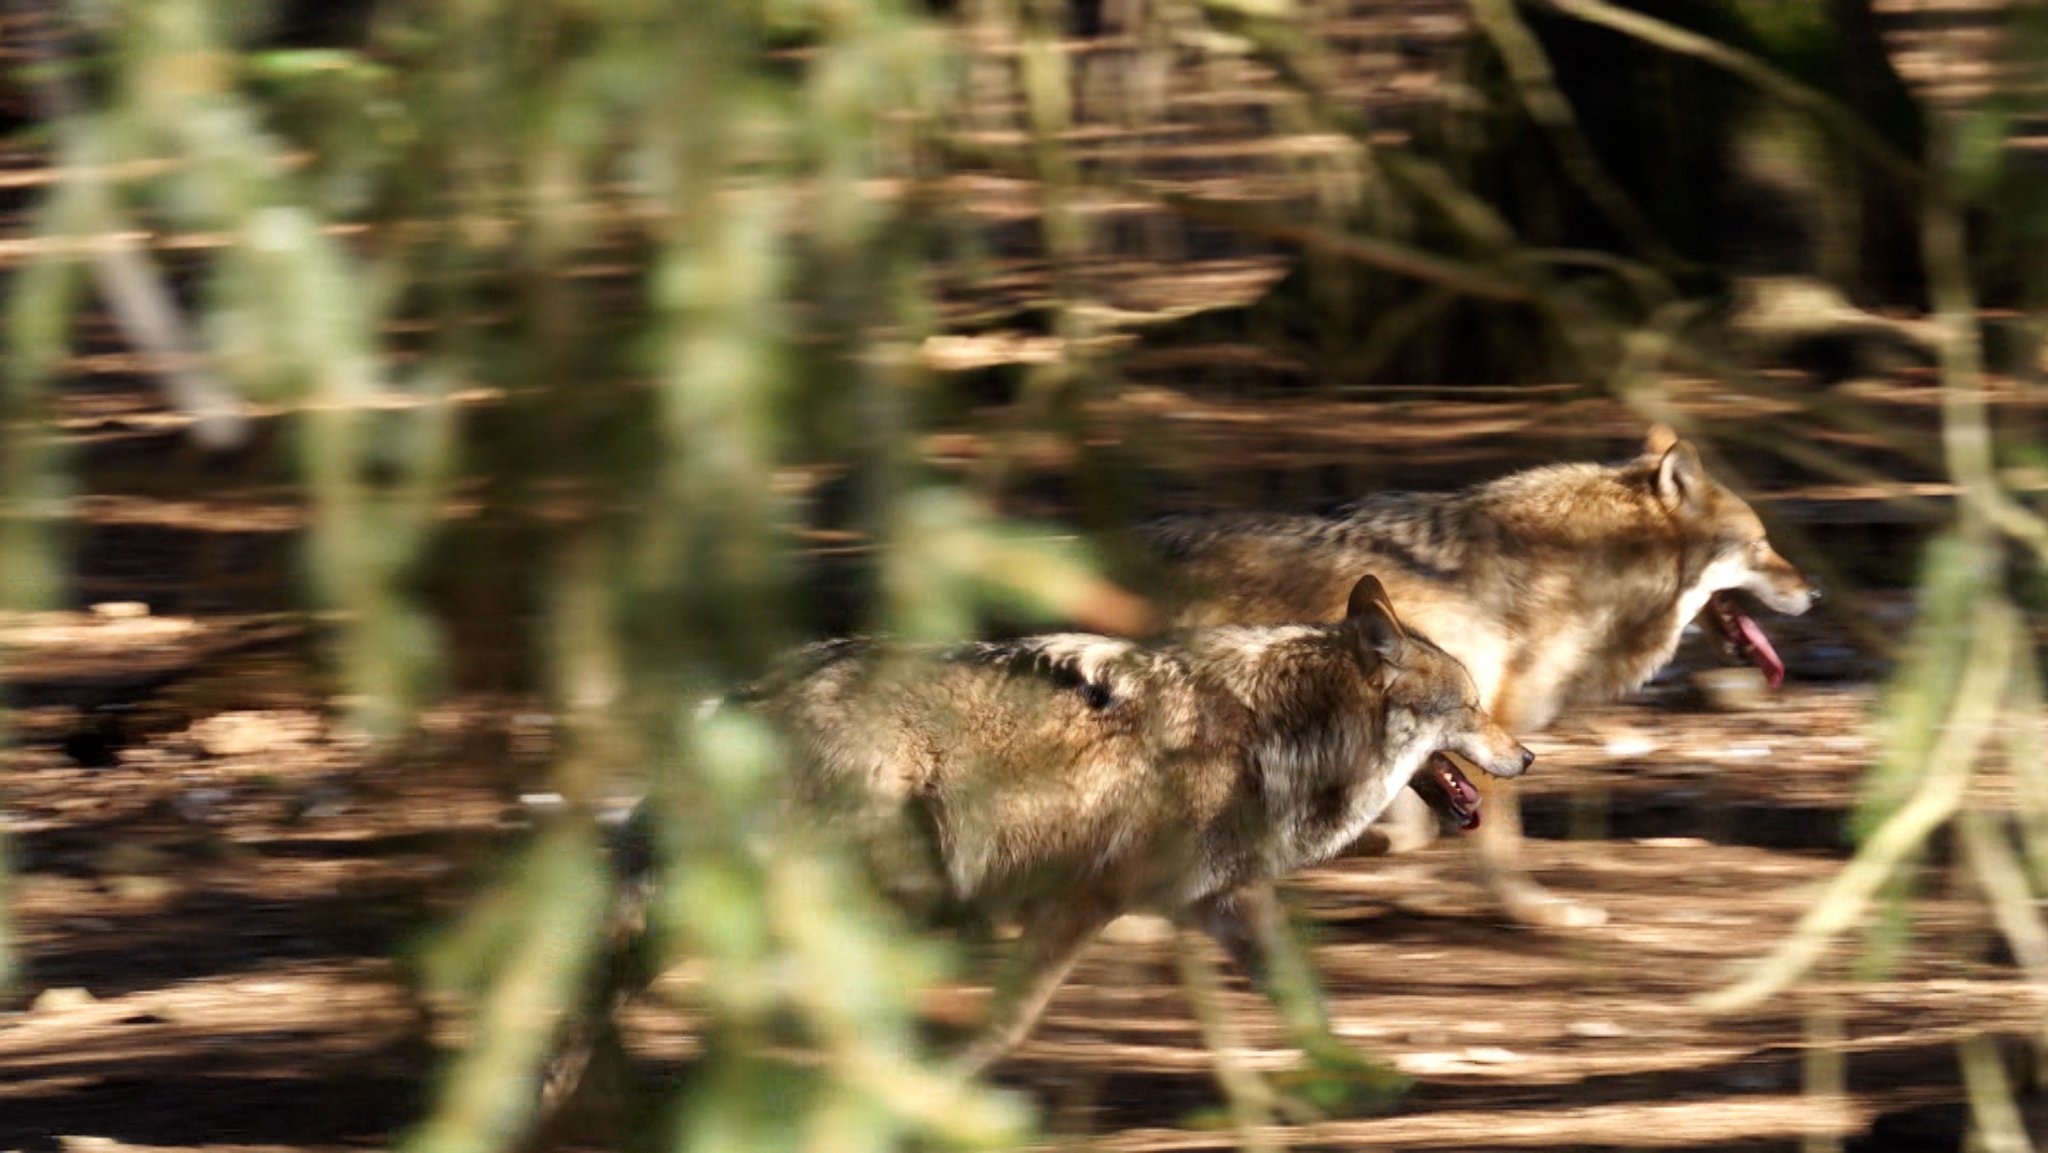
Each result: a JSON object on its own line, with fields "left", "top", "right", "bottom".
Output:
{"left": 1438, "top": 758, "right": 1481, "bottom": 831}
{"left": 1735, "top": 611, "right": 1786, "bottom": 690}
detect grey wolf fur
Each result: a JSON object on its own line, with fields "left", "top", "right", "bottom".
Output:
{"left": 619, "top": 576, "right": 1529, "bottom": 1075}
{"left": 1143, "top": 426, "right": 1817, "bottom": 931}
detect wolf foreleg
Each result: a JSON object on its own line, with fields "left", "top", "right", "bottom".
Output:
{"left": 1193, "top": 883, "right": 1331, "bottom": 1040}
{"left": 948, "top": 897, "right": 1116, "bottom": 1075}
{"left": 1193, "top": 883, "right": 1410, "bottom": 1113}
{"left": 1472, "top": 782, "right": 1608, "bottom": 929}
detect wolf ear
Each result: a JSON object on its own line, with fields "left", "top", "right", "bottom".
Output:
{"left": 1655, "top": 440, "right": 1706, "bottom": 512}
{"left": 1644, "top": 424, "right": 1681, "bottom": 457}
{"left": 1345, "top": 574, "right": 1406, "bottom": 661}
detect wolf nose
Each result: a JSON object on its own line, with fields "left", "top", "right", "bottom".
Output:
{"left": 1808, "top": 584, "right": 1823, "bottom": 605}
{"left": 1519, "top": 747, "right": 1536, "bottom": 773}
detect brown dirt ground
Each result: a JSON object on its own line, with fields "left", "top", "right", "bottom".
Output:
{"left": 4, "top": 384, "right": 2041, "bottom": 1152}
{"left": 6, "top": 645, "right": 2040, "bottom": 1153}
{"left": 4, "top": 6, "right": 2041, "bottom": 1148}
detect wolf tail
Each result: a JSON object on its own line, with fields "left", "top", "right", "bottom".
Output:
{"left": 602, "top": 797, "right": 656, "bottom": 949}
{"left": 514, "top": 791, "right": 656, "bottom": 939}
{"left": 522, "top": 792, "right": 662, "bottom": 1127}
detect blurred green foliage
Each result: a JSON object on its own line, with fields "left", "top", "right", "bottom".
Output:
{"left": 3, "top": 0, "right": 1050, "bottom": 1145}
{"left": 4, "top": 0, "right": 2048, "bottom": 1149}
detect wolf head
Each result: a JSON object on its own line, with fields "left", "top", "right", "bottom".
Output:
{"left": 1345, "top": 575, "right": 1532, "bottom": 828}
{"left": 1643, "top": 426, "right": 1819, "bottom": 688}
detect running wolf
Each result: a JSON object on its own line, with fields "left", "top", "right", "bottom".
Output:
{"left": 1144, "top": 426, "right": 1817, "bottom": 931}
{"left": 602, "top": 575, "right": 1530, "bottom": 1078}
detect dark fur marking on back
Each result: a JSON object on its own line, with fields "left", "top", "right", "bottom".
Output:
{"left": 731, "top": 636, "right": 877, "bottom": 704}
{"left": 739, "top": 635, "right": 1124, "bottom": 713}
{"left": 951, "top": 639, "right": 1121, "bottom": 710}
{"left": 1325, "top": 492, "right": 1471, "bottom": 579}
{"left": 1143, "top": 492, "right": 1472, "bottom": 583}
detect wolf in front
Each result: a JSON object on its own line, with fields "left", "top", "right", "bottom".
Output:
{"left": 579, "top": 575, "right": 1529, "bottom": 1087}
{"left": 1144, "top": 426, "right": 1818, "bottom": 932}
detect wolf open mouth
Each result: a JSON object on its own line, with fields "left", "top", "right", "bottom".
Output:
{"left": 1414, "top": 754, "right": 1482, "bottom": 831}
{"left": 1707, "top": 592, "right": 1786, "bottom": 689}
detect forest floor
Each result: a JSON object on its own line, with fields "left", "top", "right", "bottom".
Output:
{"left": 3, "top": 373, "right": 2042, "bottom": 1153}
{"left": 4, "top": 4, "right": 2043, "bottom": 1150}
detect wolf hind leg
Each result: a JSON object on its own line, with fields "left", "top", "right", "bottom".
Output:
{"left": 948, "top": 897, "right": 1115, "bottom": 1076}
{"left": 1194, "top": 883, "right": 1410, "bottom": 1114}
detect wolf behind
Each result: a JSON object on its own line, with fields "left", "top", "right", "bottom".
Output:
{"left": 597, "top": 575, "right": 1529, "bottom": 1080}
{"left": 1144, "top": 426, "right": 1818, "bottom": 930}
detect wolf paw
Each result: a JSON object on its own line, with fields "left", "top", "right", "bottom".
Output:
{"left": 1515, "top": 893, "right": 1608, "bottom": 929}
{"left": 1180, "top": 1037, "right": 1408, "bottom": 1128}
{"left": 1272, "top": 1038, "right": 1413, "bottom": 1117}
{"left": 1492, "top": 877, "right": 1608, "bottom": 930}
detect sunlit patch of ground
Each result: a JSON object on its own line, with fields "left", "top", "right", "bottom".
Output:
{"left": 1, "top": 385, "right": 2030, "bottom": 1151}
{"left": 3, "top": 2, "right": 2037, "bottom": 1146}
{"left": 6, "top": 601, "right": 2035, "bottom": 1153}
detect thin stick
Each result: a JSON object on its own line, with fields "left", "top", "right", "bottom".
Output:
{"left": 1538, "top": 0, "right": 1921, "bottom": 187}
{"left": 1956, "top": 808, "right": 2048, "bottom": 1052}
{"left": 1175, "top": 928, "right": 1289, "bottom": 1152}
{"left": 1698, "top": 598, "right": 2018, "bottom": 1014}
{"left": 1959, "top": 1034, "right": 2036, "bottom": 1153}
{"left": 15, "top": 1, "right": 249, "bottom": 448}
{"left": 1468, "top": 0, "right": 1677, "bottom": 266}
{"left": 1800, "top": 987, "right": 1846, "bottom": 1153}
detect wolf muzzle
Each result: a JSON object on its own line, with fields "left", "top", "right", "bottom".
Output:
{"left": 1424, "top": 742, "right": 1532, "bottom": 831}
